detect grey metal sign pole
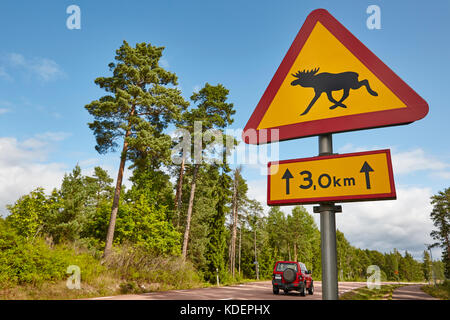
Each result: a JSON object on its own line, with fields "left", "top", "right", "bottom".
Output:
{"left": 317, "top": 134, "right": 339, "bottom": 300}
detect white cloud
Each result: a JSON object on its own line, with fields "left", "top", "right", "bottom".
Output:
{"left": 34, "top": 131, "right": 72, "bottom": 142}
{"left": 159, "top": 58, "right": 169, "bottom": 69}
{"left": 8, "top": 53, "right": 26, "bottom": 66}
{"left": 30, "top": 58, "right": 65, "bottom": 81}
{"left": 246, "top": 178, "right": 267, "bottom": 207}
{"left": 0, "top": 108, "right": 10, "bottom": 115}
{"left": 338, "top": 144, "right": 449, "bottom": 176}
{"left": 0, "top": 66, "right": 12, "bottom": 81}
{"left": 430, "top": 171, "right": 450, "bottom": 180}
{"left": 392, "top": 149, "right": 448, "bottom": 174}
{"left": 78, "top": 158, "right": 100, "bottom": 168}
{"left": 3, "top": 53, "right": 65, "bottom": 82}
{"left": 0, "top": 134, "right": 72, "bottom": 216}
{"left": 338, "top": 143, "right": 378, "bottom": 154}
{"left": 230, "top": 132, "right": 280, "bottom": 176}
{"left": 322, "top": 186, "right": 437, "bottom": 260}
{"left": 193, "top": 85, "right": 201, "bottom": 93}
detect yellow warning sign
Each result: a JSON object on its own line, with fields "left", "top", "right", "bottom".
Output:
{"left": 258, "top": 22, "right": 407, "bottom": 129}
{"left": 268, "top": 150, "right": 396, "bottom": 205}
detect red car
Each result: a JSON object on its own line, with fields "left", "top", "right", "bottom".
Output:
{"left": 272, "top": 261, "right": 314, "bottom": 296}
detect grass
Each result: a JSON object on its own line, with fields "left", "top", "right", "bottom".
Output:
{"left": 0, "top": 274, "right": 119, "bottom": 300}
{"left": 0, "top": 242, "right": 207, "bottom": 300}
{"left": 421, "top": 280, "right": 450, "bottom": 300}
{"left": 339, "top": 284, "right": 407, "bottom": 300}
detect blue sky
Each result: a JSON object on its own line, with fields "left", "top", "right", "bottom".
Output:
{"left": 0, "top": 0, "right": 448, "bottom": 260}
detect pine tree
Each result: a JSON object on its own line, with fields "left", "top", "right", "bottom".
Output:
{"left": 181, "top": 83, "right": 235, "bottom": 260}
{"left": 85, "top": 41, "right": 188, "bottom": 257}
{"left": 57, "top": 165, "right": 89, "bottom": 242}
{"left": 246, "top": 199, "right": 264, "bottom": 279}
{"left": 422, "top": 250, "right": 432, "bottom": 283}
{"left": 204, "top": 164, "right": 231, "bottom": 283}
{"left": 230, "top": 167, "right": 248, "bottom": 278}
{"left": 429, "top": 187, "right": 450, "bottom": 278}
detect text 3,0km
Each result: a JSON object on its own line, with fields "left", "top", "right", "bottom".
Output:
{"left": 299, "top": 170, "right": 356, "bottom": 191}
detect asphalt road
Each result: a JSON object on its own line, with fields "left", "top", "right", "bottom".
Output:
{"left": 88, "top": 281, "right": 431, "bottom": 300}
{"left": 392, "top": 284, "right": 439, "bottom": 300}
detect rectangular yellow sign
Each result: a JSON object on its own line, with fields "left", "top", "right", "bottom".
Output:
{"left": 268, "top": 149, "right": 396, "bottom": 205}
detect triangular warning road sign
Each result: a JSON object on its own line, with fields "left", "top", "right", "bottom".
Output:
{"left": 243, "top": 9, "right": 428, "bottom": 144}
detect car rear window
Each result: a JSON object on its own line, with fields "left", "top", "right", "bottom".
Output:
{"left": 275, "top": 263, "right": 298, "bottom": 272}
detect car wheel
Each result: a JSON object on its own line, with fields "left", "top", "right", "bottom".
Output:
{"left": 284, "top": 289, "right": 289, "bottom": 295}
{"left": 299, "top": 282, "right": 306, "bottom": 296}
{"left": 273, "top": 286, "right": 279, "bottom": 294}
{"left": 308, "top": 281, "right": 314, "bottom": 295}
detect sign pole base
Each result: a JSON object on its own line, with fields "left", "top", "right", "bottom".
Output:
{"left": 318, "top": 134, "right": 339, "bottom": 300}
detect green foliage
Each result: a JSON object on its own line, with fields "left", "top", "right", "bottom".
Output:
{"left": 85, "top": 41, "right": 188, "bottom": 158}
{"left": 6, "top": 165, "right": 116, "bottom": 245}
{"left": 429, "top": 187, "right": 450, "bottom": 278}
{"left": 287, "top": 206, "right": 318, "bottom": 270}
{"left": 0, "top": 219, "right": 104, "bottom": 286}
{"left": 181, "top": 83, "right": 237, "bottom": 165}
{"left": 185, "top": 83, "right": 235, "bottom": 132}
{"left": 51, "top": 165, "right": 91, "bottom": 243}
{"left": 421, "top": 280, "right": 450, "bottom": 300}
{"left": 183, "top": 164, "right": 221, "bottom": 269}
{"left": 203, "top": 165, "right": 230, "bottom": 283}
{"left": 90, "top": 196, "right": 182, "bottom": 256}
{"left": 117, "top": 195, "right": 181, "bottom": 255}
{"left": 126, "top": 166, "right": 175, "bottom": 214}
{"left": 422, "top": 250, "right": 432, "bottom": 282}
{"left": 6, "top": 188, "right": 51, "bottom": 239}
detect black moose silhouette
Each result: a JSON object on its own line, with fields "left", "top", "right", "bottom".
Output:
{"left": 291, "top": 68, "right": 378, "bottom": 116}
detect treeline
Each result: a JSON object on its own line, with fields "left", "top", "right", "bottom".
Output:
{"left": 0, "top": 41, "right": 445, "bottom": 291}
{"left": 2, "top": 163, "right": 440, "bottom": 284}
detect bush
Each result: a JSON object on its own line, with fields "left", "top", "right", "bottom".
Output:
{"left": 103, "top": 243, "right": 202, "bottom": 290}
{"left": 0, "top": 220, "right": 105, "bottom": 287}
{"left": 421, "top": 280, "right": 450, "bottom": 300}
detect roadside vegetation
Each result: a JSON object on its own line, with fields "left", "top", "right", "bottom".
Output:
{"left": 421, "top": 280, "right": 450, "bottom": 300}
{"left": 339, "top": 284, "right": 406, "bottom": 300}
{"left": 0, "top": 41, "right": 447, "bottom": 299}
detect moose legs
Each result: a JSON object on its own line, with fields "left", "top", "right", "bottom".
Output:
{"left": 327, "top": 88, "right": 349, "bottom": 109}
{"left": 300, "top": 91, "right": 322, "bottom": 116}
{"left": 300, "top": 89, "right": 348, "bottom": 115}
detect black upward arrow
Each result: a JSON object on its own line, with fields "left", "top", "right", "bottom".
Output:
{"left": 360, "top": 161, "right": 374, "bottom": 189}
{"left": 282, "top": 169, "right": 294, "bottom": 195}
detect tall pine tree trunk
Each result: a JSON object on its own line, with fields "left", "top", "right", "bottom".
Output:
{"left": 254, "top": 227, "right": 257, "bottom": 277}
{"left": 230, "top": 171, "right": 238, "bottom": 278}
{"left": 174, "top": 155, "right": 186, "bottom": 227}
{"left": 238, "top": 221, "right": 241, "bottom": 277}
{"left": 294, "top": 243, "right": 298, "bottom": 261}
{"left": 182, "top": 163, "right": 200, "bottom": 260}
{"left": 288, "top": 242, "right": 291, "bottom": 261}
{"left": 103, "top": 106, "right": 135, "bottom": 258}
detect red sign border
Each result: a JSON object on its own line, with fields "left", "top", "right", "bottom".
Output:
{"left": 267, "top": 149, "right": 396, "bottom": 206}
{"left": 243, "top": 9, "right": 428, "bottom": 144}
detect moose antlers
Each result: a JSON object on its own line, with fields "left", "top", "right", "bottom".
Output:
{"left": 292, "top": 68, "right": 320, "bottom": 78}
